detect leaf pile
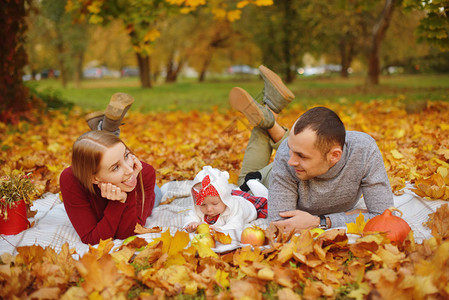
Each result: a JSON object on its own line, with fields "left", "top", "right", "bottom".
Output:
{"left": 1, "top": 99, "right": 449, "bottom": 298}
{"left": 1, "top": 204, "right": 449, "bottom": 299}
{"left": 0, "top": 99, "right": 448, "bottom": 201}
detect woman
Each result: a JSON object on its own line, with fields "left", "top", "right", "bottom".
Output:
{"left": 60, "top": 131, "right": 158, "bottom": 244}
{"left": 60, "top": 93, "right": 160, "bottom": 244}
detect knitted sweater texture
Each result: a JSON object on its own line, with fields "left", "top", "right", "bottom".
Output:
{"left": 268, "top": 131, "right": 394, "bottom": 227}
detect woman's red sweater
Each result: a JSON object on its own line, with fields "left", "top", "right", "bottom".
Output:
{"left": 60, "top": 162, "right": 156, "bottom": 245}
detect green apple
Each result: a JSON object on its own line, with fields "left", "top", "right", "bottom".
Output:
{"left": 192, "top": 233, "right": 216, "bottom": 248}
{"left": 197, "top": 223, "right": 211, "bottom": 234}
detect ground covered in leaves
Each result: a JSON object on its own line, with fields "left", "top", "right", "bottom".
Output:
{"left": 1, "top": 99, "right": 449, "bottom": 299}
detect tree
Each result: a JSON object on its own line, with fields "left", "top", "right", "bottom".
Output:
{"left": 404, "top": 0, "right": 449, "bottom": 51}
{"left": 0, "top": 0, "right": 32, "bottom": 124}
{"left": 366, "top": 0, "right": 397, "bottom": 85}
{"left": 312, "top": 0, "right": 369, "bottom": 78}
{"left": 239, "top": 0, "right": 315, "bottom": 83}
{"left": 67, "top": 0, "right": 179, "bottom": 88}
{"left": 67, "top": 0, "right": 273, "bottom": 87}
{"left": 381, "top": 8, "right": 429, "bottom": 72}
{"left": 152, "top": 15, "right": 196, "bottom": 83}
{"left": 38, "top": 0, "right": 90, "bottom": 88}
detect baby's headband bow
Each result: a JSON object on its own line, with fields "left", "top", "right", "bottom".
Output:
{"left": 192, "top": 175, "right": 219, "bottom": 205}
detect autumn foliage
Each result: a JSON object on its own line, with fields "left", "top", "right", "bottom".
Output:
{"left": 1, "top": 204, "right": 449, "bottom": 299}
{"left": 1, "top": 99, "right": 449, "bottom": 298}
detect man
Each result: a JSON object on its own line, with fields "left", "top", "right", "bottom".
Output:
{"left": 231, "top": 65, "right": 394, "bottom": 233}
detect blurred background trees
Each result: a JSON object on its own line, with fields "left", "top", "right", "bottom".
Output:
{"left": 1, "top": 0, "right": 448, "bottom": 123}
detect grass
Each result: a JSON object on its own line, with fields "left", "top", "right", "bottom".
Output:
{"left": 27, "top": 73, "right": 449, "bottom": 113}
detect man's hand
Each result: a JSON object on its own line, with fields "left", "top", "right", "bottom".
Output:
{"left": 272, "top": 210, "right": 320, "bottom": 234}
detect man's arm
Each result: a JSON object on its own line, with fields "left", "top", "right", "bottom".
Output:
{"left": 327, "top": 139, "right": 394, "bottom": 228}
{"left": 267, "top": 140, "right": 299, "bottom": 221}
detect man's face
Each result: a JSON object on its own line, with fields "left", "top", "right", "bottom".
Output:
{"left": 287, "top": 128, "right": 334, "bottom": 180}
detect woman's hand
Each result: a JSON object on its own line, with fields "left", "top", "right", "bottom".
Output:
{"left": 184, "top": 222, "right": 200, "bottom": 233}
{"left": 131, "top": 154, "right": 142, "bottom": 174}
{"left": 98, "top": 182, "right": 127, "bottom": 203}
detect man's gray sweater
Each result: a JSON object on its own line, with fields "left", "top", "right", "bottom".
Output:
{"left": 268, "top": 131, "right": 394, "bottom": 228}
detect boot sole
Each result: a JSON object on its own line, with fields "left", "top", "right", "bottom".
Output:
{"left": 85, "top": 111, "right": 104, "bottom": 130}
{"left": 259, "top": 65, "right": 295, "bottom": 101}
{"left": 85, "top": 111, "right": 104, "bottom": 121}
{"left": 229, "top": 87, "right": 264, "bottom": 127}
{"left": 105, "top": 93, "right": 135, "bottom": 120}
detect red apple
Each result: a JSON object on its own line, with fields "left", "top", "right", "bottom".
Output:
{"left": 241, "top": 226, "right": 265, "bottom": 247}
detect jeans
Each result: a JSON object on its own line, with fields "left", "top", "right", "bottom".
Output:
{"left": 154, "top": 184, "right": 162, "bottom": 208}
{"left": 238, "top": 126, "right": 289, "bottom": 188}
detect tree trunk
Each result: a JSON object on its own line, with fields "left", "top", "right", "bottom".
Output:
{"left": 281, "top": 0, "right": 295, "bottom": 83}
{"left": 199, "top": 52, "right": 212, "bottom": 82}
{"left": 137, "top": 53, "right": 151, "bottom": 88}
{"left": 339, "top": 35, "right": 355, "bottom": 78}
{"left": 166, "top": 57, "right": 184, "bottom": 83}
{"left": 55, "top": 29, "right": 68, "bottom": 88}
{"left": 366, "top": 0, "right": 396, "bottom": 85}
{"left": 0, "top": 0, "right": 30, "bottom": 124}
{"left": 165, "top": 51, "right": 177, "bottom": 83}
{"left": 74, "top": 52, "right": 83, "bottom": 88}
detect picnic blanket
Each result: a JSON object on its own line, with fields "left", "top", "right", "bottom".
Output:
{"left": 0, "top": 181, "right": 446, "bottom": 258}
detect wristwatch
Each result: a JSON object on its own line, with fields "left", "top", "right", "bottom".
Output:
{"left": 318, "top": 215, "right": 329, "bottom": 229}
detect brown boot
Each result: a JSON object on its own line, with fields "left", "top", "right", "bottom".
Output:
{"left": 85, "top": 111, "right": 104, "bottom": 130}
{"left": 229, "top": 87, "right": 275, "bottom": 129}
{"left": 258, "top": 65, "right": 295, "bottom": 114}
{"left": 102, "top": 93, "right": 135, "bottom": 133}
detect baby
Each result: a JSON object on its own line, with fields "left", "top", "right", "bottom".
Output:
{"left": 183, "top": 166, "right": 267, "bottom": 233}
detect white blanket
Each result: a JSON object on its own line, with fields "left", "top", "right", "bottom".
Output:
{"left": 0, "top": 181, "right": 446, "bottom": 258}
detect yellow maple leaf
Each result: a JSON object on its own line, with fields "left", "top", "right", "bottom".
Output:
{"left": 143, "top": 28, "right": 160, "bottom": 42}
{"left": 212, "top": 8, "right": 226, "bottom": 19}
{"left": 237, "top": 1, "right": 249, "bottom": 8}
{"left": 227, "top": 10, "right": 241, "bottom": 22}
{"left": 346, "top": 212, "right": 366, "bottom": 235}
{"left": 390, "top": 149, "right": 404, "bottom": 160}
{"left": 156, "top": 265, "right": 198, "bottom": 295}
{"left": 233, "top": 245, "right": 264, "bottom": 265}
{"left": 254, "top": 0, "right": 273, "bottom": 6}
{"left": 277, "top": 239, "right": 297, "bottom": 263}
{"left": 215, "top": 269, "right": 230, "bottom": 288}
{"left": 347, "top": 282, "right": 371, "bottom": 300}
{"left": 212, "top": 230, "right": 232, "bottom": 244}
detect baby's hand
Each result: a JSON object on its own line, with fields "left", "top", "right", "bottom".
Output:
{"left": 98, "top": 182, "right": 127, "bottom": 203}
{"left": 130, "top": 154, "right": 142, "bottom": 174}
{"left": 184, "top": 222, "right": 200, "bottom": 233}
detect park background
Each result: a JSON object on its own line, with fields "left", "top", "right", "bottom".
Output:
{"left": 1, "top": 0, "right": 449, "bottom": 299}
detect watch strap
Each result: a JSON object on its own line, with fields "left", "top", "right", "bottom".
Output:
{"left": 318, "top": 215, "right": 328, "bottom": 229}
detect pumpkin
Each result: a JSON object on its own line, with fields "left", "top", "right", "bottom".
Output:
{"left": 363, "top": 207, "right": 411, "bottom": 243}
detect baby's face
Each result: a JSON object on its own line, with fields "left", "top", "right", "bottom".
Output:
{"left": 198, "top": 195, "right": 226, "bottom": 217}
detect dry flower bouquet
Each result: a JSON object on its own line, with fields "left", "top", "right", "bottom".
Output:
{"left": 0, "top": 171, "right": 37, "bottom": 234}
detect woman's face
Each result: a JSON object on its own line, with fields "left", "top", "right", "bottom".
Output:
{"left": 92, "top": 142, "right": 139, "bottom": 192}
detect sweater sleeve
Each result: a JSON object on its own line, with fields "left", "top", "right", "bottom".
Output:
{"left": 267, "top": 140, "right": 299, "bottom": 221}
{"left": 327, "top": 138, "right": 394, "bottom": 228}
{"left": 60, "top": 168, "right": 128, "bottom": 245}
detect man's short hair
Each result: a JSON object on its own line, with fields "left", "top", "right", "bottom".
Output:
{"left": 293, "top": 107, "right": 346, "bottom": 155}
